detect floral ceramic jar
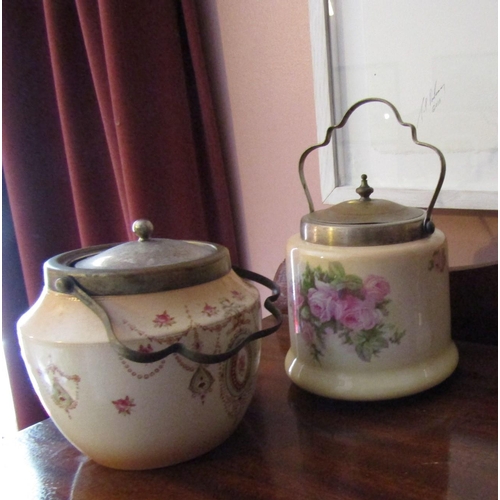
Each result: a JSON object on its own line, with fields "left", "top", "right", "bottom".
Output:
{"left": 18, "top": 220, "right": 281, "bottom": 470}
{"left": 285, "top": 98, "right": 458, "bottom": 401}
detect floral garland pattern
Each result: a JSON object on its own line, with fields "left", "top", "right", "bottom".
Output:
{"left": 110, "top": 288, "right": 258, "bottom": 415}
{"left": 38, "top": 288, "right": 258, "bottom": 420}
{"left": 296, "top": 262, "right": 405, "bottom": 363}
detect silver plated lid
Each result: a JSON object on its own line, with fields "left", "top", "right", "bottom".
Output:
{"left": 301, "top": 175, "right": 427, "bottom": 246}
{"left": 45, "top": 220, "right": 231, "bottom": 295}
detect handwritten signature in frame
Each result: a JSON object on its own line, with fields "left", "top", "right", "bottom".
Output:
{"left": 417, "top": 81, "right": 445, "bottom": 128}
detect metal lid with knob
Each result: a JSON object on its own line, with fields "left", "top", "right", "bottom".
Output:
{"left": 298, "top": 98, "right": 445, "bottom": 247}
{"left": 301, "top": 174, "right": 428, "bottom": 246}
{"left": 74, "top": 219, "right": 218, "bottom": 270}
{"left": 46, "top": 219, "right": 231, "bottom": 296}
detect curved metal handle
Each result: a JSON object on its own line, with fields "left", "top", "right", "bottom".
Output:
{"left": 299, "top": 97, "right": 446, "bottom": 233}
{"left": 57, "top": 267, "right": 282, "bottom": 365}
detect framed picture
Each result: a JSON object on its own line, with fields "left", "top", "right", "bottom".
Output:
{"left": 309, "top": 0, "right": 497, "bottom": 209}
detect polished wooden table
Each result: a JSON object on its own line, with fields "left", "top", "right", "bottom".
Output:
{"left": 2, "top": 319, "right": 497, "bottom": 499}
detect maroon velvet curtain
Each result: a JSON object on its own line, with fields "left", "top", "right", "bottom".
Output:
{"left": 3, "top": 0, "right": 239, "bottom": 429}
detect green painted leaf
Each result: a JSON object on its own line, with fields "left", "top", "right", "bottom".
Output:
{"left": 328, "top": 261, "right": 346, "bottom": 280}
{"left": 300, "top": 306, "right": 311, "bottom": 320}
{"left": 311, "top": 343, "right": 323, "bottom": 363}
{"left": 356, "top": 343, "right": 373, "bottom": 362}
{"left": 339, "top": 330, "right": 353, "bottom": 345}
{"left": 389, "top": 329, "right": 406, "bottom": 344}
{"left": 340, "top": 275, "right": 364, "bottom": 297}
{"left": 301, "top": 263, "right": 316, "bottom": 292}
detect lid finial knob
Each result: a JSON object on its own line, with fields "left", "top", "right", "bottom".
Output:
{"left": 356, "top": 174, "right": 374, "bottom": 200}
{"left": 132, "top": 219, "right": 154, "bottom": 241}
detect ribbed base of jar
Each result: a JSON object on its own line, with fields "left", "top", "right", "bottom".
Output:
{"left": 285, "top": 342, "right": 459, "bottom": 401}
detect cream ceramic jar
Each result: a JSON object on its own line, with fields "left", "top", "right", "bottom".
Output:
{"left": 285, "top": 98, "right": 458, "bottom": 401}
{"left": 18, "top": 220, "right": 281, "bottom": 470}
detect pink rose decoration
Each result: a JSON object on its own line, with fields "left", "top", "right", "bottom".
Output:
{"left": 153, "top": 310, "right": 176, "bottom": 328}
{"left": 112, "top": 396, "right": 136, "bottom": 415}
{"left": 363, "top": 275, "right": 390, "bottom": 303}
{"left": 308, "top": 279, "right": 340, "bottom": 323}
{"left": 297, "top": 262, "right": 404, "bottom": 363}
{"left": 338, "top": 295, "right": 382, "bottom": 332}
{"left": 201, "top": 303, "right": 218, "bottom": 317}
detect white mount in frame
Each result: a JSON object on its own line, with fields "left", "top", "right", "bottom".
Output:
{"left": 308, "top": 0, "right": 498, "bottom": 210}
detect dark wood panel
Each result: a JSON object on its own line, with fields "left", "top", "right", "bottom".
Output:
{"left": 450, "top": 265, "right": 498, "bottom": 345}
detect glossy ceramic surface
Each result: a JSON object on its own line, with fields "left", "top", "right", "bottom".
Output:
{"left": 285, "top": 229, "right": 458, "bottom": 400}
{"left": 18, "top": 271, "right": 262, "bottom": 469}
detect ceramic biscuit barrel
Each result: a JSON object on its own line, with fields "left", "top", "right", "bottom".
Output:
{"left": 18, "top": 220, "right": 282, "bottom": 469}
{"left": 285, "top": 98, "right": 458, "bottom": 400}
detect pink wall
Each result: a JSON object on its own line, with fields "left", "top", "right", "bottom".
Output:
{"left": 199, "top": 1, "right": 324, "bottom": 285}
{"left": 199, "top": 1, "right": 497, "bottom": 290}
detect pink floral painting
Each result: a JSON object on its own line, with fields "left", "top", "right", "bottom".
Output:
{"left": 153, "top": 310, "right": 176, "bottom": 328}
{"left": 231, "top": 290, "right": 245, "bottom": 301}
{"left": 201, "top": 303, "right": 218, "bottom": 317}
{"left": 297, "top": 262, "right": 405, "bottom": 362}
{"left": 112, "top": 396, "right": 136, "bottom": 415}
